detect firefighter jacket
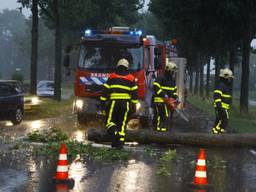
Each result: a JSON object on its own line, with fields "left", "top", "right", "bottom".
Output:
{"left": 214, "top": 80, "right": 232, "bottom": 110}
{"left": 100, "top": 70, "right": 138, "bottom": 104}
{"left": 153, "top": 73, "right": 177, "bottom": 103}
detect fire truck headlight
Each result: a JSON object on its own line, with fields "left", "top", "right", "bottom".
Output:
{"left": 75, "top": 100, "right": 83, "bottom": 109}
{"left": 136, "top": 102, "right": 141, "bottom": 111}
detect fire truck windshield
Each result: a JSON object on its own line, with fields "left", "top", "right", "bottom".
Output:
{"left": 78, "top": 45, "right": 143, "bottom": 70}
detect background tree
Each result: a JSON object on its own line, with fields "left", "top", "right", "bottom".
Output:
{"left": 149, "top": 0, "right": 256, "bottom": 113}
{"left": 135, "top": 12, "right": 165, "bottom": 40}
{"left": 0, "top": 9, "right": 27, "bottom": 79}
{"left": 11, "top": 71, "right": 24, "bottom": 82}
{"left": 18, "top": 0, "right": 39, "bottom": 95}
{"left": 238, "top": 0, "right": 256, "bottom": 113}
{"left": 19, "top": 18, "right": 55, "bottom": 80}
{"left": 53, "top": 0, "right": 61, "bottom": 101}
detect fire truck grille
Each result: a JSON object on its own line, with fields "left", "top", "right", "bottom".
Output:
{"left": 85, "top": 84, "right": 103, "bottom": 93}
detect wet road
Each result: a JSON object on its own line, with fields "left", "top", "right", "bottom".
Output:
{"left": 0, "top": 105, "right": 256, "bottom": 192}
{"left": 0, "top": 145, "right": 256, "bottom": 192}
{"left": 0, "top": 114, "right": 87, "bottom": 143}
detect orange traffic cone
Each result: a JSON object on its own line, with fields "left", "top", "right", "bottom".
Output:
{"left": 194, "top": 148, "right": 208, "bottom": 185}
{"left": 55, "top": 143, "right": 69, "bottom": 181}
{"left": 53, "top": 144, "right": 75, "bottom": 189}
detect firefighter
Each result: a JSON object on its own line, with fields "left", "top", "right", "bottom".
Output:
{"left": 153, "top": 60, "right": 178, "bottom": 132}
{"left": 212, "top": 68, "right": 234, "bottom": 134}
{"left": 100, "top": 58, "right": 138, "bottom": 149}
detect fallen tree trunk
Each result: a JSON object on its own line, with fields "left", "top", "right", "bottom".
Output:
{"left": 88, "top": 128, "right": 256, "bottom": 147}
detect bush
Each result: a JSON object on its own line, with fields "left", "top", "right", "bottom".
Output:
{"left": 11, "top": 72, "right": 24, "bottom": 82}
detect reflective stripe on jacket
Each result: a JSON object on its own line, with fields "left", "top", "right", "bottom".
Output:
{"left": 100, "top": 72, "right": 138, "bottom": 103}
{"left": 153, "top": 74, "right": 177, "bottom": 103}
{"left": 213, "top": 82, "right": 231, "bottom": 110}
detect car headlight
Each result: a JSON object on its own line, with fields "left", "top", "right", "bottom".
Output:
{"left": 75, "top": 100, "right": 83, "bottom": 109}
{"left": 31, "top": 97, "right": 40, "bottom": 104}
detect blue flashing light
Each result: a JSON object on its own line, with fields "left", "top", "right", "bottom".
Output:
{"left": 136, "top": 30, "right": 143, "bottom": 36}
{"left": 129, "top": 30, "right": 143, "bottom": 36}
{"left": 85, "top": 29, "right": 91, "bottom": 36}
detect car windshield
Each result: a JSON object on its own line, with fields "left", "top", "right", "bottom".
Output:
{"left": 0, "top": 84, "right": 13, "bottom": 96}
{"left": 0, "top": 81, "right": 25, "bottom": 94}
{"left": 37, "top": 82, "right": 54, "bottom": 89}
{"left": 78, "top": 45, "right": 143, "bottom": 70}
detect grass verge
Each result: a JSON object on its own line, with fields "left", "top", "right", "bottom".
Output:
{"left": 24, "top": 97, "right": 73, "bottom": 120}
{"left": 188, "top": 94, "right": 256, "bottom": 133}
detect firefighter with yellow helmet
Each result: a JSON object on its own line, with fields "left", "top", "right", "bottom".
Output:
{"left": 212, "top": 68, "right": 234, "bottom": 134}
{"left": 100, "top": 58, "right": 138, "bottom": 149}
{"left": 152, "top": 59, "right": 178, "bottom": 132}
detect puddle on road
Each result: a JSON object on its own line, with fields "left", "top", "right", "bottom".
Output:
{"left": 0, "top": 146, "right": 255, "bottom": 192}
{"left": 0, "top": 114, "right": 90, "bottom": 142}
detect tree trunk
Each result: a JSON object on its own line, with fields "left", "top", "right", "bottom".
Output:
{"left": 88, "top": 128, "right": 256, "bottom": 147}
{"left": 54, "top": 0, "right": 62, "bottom": 101}
{"left": 30, "top": 0, "right": 38, "bottom": 94}
{"left": 214, "top": 56, "right": 220, "bottom": 88}
{"left": 240, "top": 26, "right": 250, "bottom": 113}
{"left": 194, "top": 68, "right": 199, "bottom": 95}
{"left": 199, "top": 63, "right": 204, "bottom": 97}
{"left": 229, "top": 47, "right": 235, "bottom": 99}
{"left": 240, "top": 39, "right": 250, "bottom": 113}
{"left": 189, "top": 68, "right": 193, "bottom": 93}
{"left": 240, "top": 0, "right": 253, "bottom": 113}
{"left": 206, "top": 57, "right": 211, "bottom": 98}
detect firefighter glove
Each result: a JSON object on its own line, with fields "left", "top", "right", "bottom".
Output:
{"left": 98, "top": 101, "right": 107, "bottom": 115}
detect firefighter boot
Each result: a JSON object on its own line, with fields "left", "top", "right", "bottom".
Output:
{"left": 111, "top": 132, "right": 123, "bottom": 150}
{"left": 107, "top": 125, "right": 118, "bottom": 148}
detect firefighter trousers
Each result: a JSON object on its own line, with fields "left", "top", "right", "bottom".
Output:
{"left": 212, "top": 109, "right": 229, "bottom": 134}
{"left": 154, "top": 103, "right": 169, "bottom": 132}
{"left": 106, "top": 100, "right": 130, "bottom": 148}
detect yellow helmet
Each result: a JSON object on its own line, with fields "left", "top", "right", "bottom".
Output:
{"left": 117, "top": 58, "right": 129, "bottom": 68}
{"left": 165, "top": 61, "right": 177, "bottom": 71}
{"left": 219, "top": 68, "right": 234, "bottom": 79}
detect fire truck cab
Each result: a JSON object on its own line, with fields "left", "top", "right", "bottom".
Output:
{"left": 73, "top": 27, "right": 166, "bottom": 126}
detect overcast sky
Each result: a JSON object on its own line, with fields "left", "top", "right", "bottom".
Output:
{"left": 0, "top": 0, "right": 20, "bottom": 10}
{"left": 144, "top": 0, "right": 150, "bottom": 11}
{"left": 0, "top": 0, "right": 30, "bottom": 17}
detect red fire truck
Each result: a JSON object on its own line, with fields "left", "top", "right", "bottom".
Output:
{"left": 72, "top": 27, "right": 166, "bottom": 126}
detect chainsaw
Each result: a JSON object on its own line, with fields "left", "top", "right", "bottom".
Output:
{"left": 165, "top": 98, "right": 190, "bottom": 122}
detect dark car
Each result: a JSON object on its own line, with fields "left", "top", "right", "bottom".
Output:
{"left": 0, "top": 80, "right": 41, "bottom": 112}
{"left": 0, "top": 82, "right": 24, "bottom": 125}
